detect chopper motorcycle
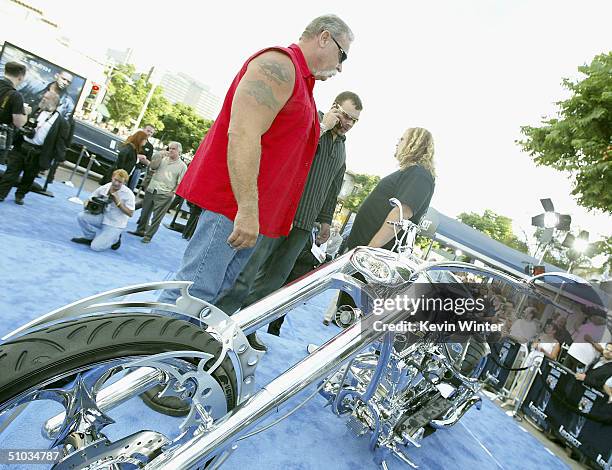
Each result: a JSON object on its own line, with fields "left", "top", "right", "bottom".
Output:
{"left": 0, "top": 199, "right": 538, "bottom": 469}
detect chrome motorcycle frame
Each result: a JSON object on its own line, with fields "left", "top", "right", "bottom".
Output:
{"left": 1, "top": 204, "right": 533, "bottom": 469}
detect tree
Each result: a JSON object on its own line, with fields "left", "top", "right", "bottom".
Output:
{"left": 457, "top": 210, "right": 529, "bottom": 254}
{"left": 160, "top": 103, "right": 214, "bottom": 152}
{"left": 142, "top": 86, "right": 172, "bottom": 132}
{"left": 105, "top": 64, "right": 171, "bottom": 131}
{"left": 590, "top": 236, "right": 612, "bottom": 275}
{"left": 343, "top": 173, "right": 381, "bottom": 212}
{"left": 518, "top": 52, "right": 612, "bottom": 213}
{"left": 105, "top": 64, "right": 146, "bottom": 127}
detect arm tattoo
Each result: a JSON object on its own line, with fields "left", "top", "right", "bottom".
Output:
{"left": 257, "top": 60, "right": 292, "bottom": 84}
{"left": 242, "top": 80, "right": 280, "bottom": 111}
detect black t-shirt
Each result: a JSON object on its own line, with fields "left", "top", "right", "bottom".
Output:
{"left": 0, "top": 78, "right": 25, "bottom": 126}
{"left": 347, "top": 165, "right": 435, "bottom": 250}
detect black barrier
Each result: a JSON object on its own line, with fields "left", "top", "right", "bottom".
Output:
{"left": 489, "top": 343, "right": 531, "bottom": 371}
{"left": 481, "top": 338, "right": 523, "bottom": 390}
{"left": 521, "top": 357, "right": 612, "bottom": 468}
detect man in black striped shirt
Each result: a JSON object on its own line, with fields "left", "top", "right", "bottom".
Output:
{"left": 216, "top": 91, "right": 363, "bottom": 347}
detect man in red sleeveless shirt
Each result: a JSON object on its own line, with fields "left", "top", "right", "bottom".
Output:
{"left": 158, "top": 15, "right": 354, "bottom": 324}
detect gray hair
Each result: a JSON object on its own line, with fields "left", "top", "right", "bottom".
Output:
{"left": 44, "top": 90, "right": 60, "bottom": 108}
{"left": 301, "top": 14, "right": 354, "bottom": 42}
{"left": 169, "top": 141, "right": 182, "bottom": 153}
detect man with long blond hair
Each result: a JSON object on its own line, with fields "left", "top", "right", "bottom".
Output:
{"left": 346, "top": 127, "right": 436, "bottom": 250}
{"left": 323, "top": 127, "right": 437, "bottom": 330}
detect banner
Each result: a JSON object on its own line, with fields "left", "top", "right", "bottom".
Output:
{"left": 0, "top": 42, "right": 86, "bottom": 120}
{"left": 521, "top": 357, "right": 612, "bottom": 467}
{"left": 481, "top": 338, "right": 522, "bottom": 391}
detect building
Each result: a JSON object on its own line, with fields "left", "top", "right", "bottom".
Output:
{"left": 338, "top": 170, "right": 357, "bottom": 201}
{"left": 106, "top": 48, "right": 133, "bottom": 66}
{"left": 0, "top": 0, "right": 56, "bottom": 28}
{"left": 158, "top": 71, "right": 220, "bottom": 120}
{"left": 0, "top": 0, "right": 106, "bottom": 115}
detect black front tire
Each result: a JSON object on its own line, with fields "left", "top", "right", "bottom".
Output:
{"left": 0, "top": 313, "right": 238, "bottom": 409}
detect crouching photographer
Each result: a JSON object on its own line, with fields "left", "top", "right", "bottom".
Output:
{"left": 71, "top": 169, "right": 135, "bottom": 251}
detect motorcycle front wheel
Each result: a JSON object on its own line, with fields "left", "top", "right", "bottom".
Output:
{"left": 0, "top": 313, "right": 237, "bottom": 406}
{"left": 0, "top": 313, "right": 238, "bottom": 468}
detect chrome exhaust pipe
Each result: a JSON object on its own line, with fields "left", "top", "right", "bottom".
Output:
{"left": 429, "top": 392, "right": 481, "bottom": 429}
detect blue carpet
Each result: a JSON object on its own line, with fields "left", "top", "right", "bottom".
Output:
{"left": 0, "top": 172, "right": 568, "bottom": 469}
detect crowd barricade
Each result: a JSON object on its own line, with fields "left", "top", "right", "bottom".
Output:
{"left": 520, "top": 357, "right": 611, "bottom": 469}
{"left": 481, "top": 337, "right": 529, "bottom": 395}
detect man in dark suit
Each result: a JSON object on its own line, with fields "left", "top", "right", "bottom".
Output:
{"left": 0, "top": 90, "right": 69, "bottom": 204}
{"left": 575, "top": 342, "right": 612, "bottom": 394}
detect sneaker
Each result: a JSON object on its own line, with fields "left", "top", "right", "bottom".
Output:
{"left": 14, "top": 196, "right": 24, "bottom": 205}
{"left": 111, "top": 235, "right": 122, "bottom": 250}
{"left": 247, "top": 333, "right": 267, "bottom": 352}
{"left": 71, "top": 237, "right": 92, "bottom": 245}
{"left": 128, "top": 230, "right": 145, "bottom": 237}
{"left": 141, "top": 237, "right": 151, "bottom": 244}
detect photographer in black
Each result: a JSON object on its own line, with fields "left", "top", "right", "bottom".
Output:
{"left": 72, "top": 169, "right": 135, "bottom": 251}
{"left": 0, "top": 61, "right": 31, "bottom": 163}
{"left": 0, "top": 90, "right": 68, "bottom": 204}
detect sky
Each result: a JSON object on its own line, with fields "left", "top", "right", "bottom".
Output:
{"left": 20, "top": 0, "right": 612, "bottom": 249}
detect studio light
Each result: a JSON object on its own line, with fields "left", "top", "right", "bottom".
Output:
{"left": 531, "top": 198, "right": 572, "bottom": 264}
{"left": 543, "top": 212, "right": 559, "bottom": 229}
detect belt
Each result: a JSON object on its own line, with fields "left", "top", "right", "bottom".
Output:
{"left": 148, "top": 189, "right": 171, "bottom": 195}
{"left": 21, "top": 141, "right": 43, "bottom": 154}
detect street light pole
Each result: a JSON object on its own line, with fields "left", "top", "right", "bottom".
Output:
{"left": 132, "top": 67, "right": 160, "bottom": 132}
{"left": 94, "top": 63, "right": 115, "bottom": 113}
{"left": 133, "top": 81, "right": 157, "bottom": 132}
{"left": 537, "top": 239, "right": 552, "bottom": 264}
{"left": 91, "top": 64, "right": 134, "bottom": 122}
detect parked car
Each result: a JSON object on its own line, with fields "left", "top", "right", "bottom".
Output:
{"left": 66, "top": 119, "right": 123, "bottom": 178}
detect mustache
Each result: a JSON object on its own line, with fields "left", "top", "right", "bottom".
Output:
{"left": 314, "top": 68, "right": 337, "bottom": 79}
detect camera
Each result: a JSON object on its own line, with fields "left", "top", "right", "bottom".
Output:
{"left": 86, "top": 196, "right": 112, "bottom": 215}
{"left": 17, "top": 116, "right": 38, "bottom": 140}
{"left": 0, "top": 124, "right": 13, "bottom": 151}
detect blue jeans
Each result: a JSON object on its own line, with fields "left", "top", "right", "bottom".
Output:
{"left": 158, "top": 210, "right": 261, "bottom": 304}
{"left": 215, "top": 236, "right": 283, "bottom": 314}
{"left": 77, "top": 211, "right": 123, "bottom": 251}
{"left": 215, "top": 227, "right": 311, "bottom": 315}
{"left": 128, "top": 168, "right": 141, "bottom": 191}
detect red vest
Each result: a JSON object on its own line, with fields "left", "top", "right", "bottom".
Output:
{"left": 177, "top": 44, "right": 320, "bottom": 237}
